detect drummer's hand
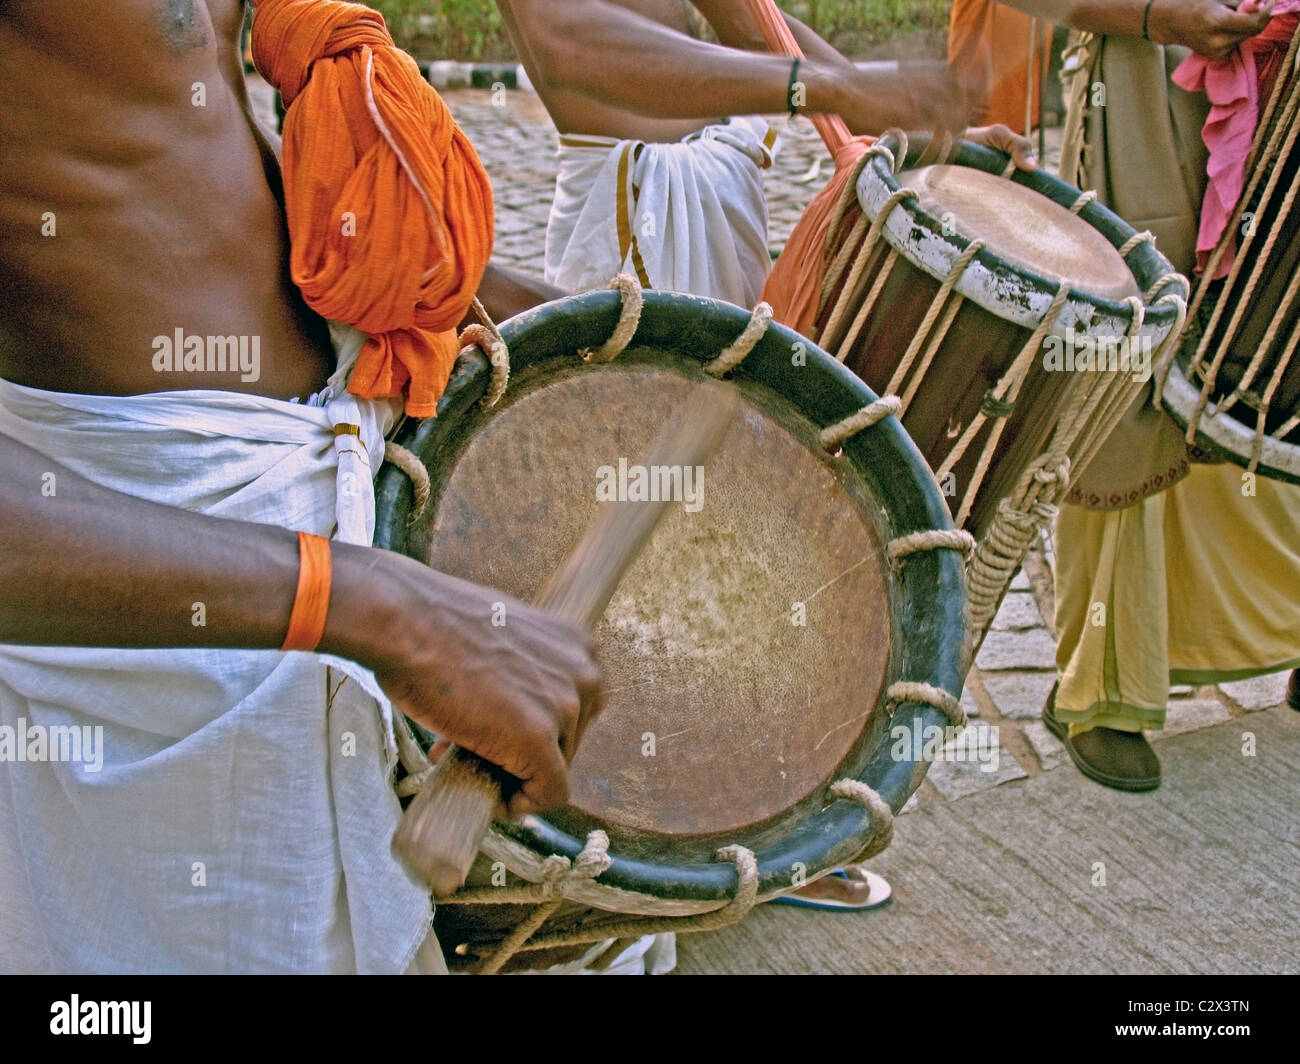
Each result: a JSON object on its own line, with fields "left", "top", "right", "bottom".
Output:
{"left": 330, "top": 550, "right": 605, "bottom": 817}
{"left": 964, "top": 124, "right": 1037, "bottom": 171}
{"left": 1148, "top": 0, "right": 1272, "bottom": 60}
{"left": 838, "top": 61, "right": 972, "bottom": 141}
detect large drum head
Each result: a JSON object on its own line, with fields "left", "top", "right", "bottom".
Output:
{"left": 417, "top": 357, "right": 891, "bottom": 857}
{"left": 376, "top": 290, "right": 967, "bottom": 911}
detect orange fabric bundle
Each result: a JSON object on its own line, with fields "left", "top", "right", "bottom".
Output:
{"left": 251, "top": 0, "right": 494, "bottom": 417}
{"left": 948, "top": 0, "right": 1048, "bottom": 132}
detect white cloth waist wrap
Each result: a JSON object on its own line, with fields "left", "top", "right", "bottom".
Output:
{"left": 544, "top": 116, "right": 779, "bottom": 307}
{"left": 0, "top": 325, "right": 437, "bottom": 974}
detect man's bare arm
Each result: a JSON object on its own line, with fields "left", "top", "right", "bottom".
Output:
{"left": 692, "top": 0, "right": 855, "bottom": 69}
{"left": 0, "top": 431, "right": 599, "bottom": 814}
{"left": 498, "top": 0, "right": 968, "bottom": 135}
{"left": 1000, "top": 0, "right": 1272, "bottom": 58}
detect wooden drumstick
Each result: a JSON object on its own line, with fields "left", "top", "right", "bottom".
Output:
{"left": 393, "top": 381, "right": 739, "bottom": 895}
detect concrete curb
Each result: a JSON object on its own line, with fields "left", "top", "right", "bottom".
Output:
{"left": 424, "top": 61, "right": 532, "bottom": 92}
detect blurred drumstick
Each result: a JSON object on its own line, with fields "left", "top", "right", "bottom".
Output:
{"left": 394, "top": 380, "right": 739, "bottom": 895}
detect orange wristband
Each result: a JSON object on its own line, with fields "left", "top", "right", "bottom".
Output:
{"left": 281, "top": 531, "right": 332, "bottom": 652}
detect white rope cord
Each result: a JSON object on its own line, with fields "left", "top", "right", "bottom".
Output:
{"left": 1144, "top": 271, "right": 1190, "bottom": 306}
{"left": 886, "top": 680, "right": 966, "bottom": 728}
{"left": 1153, "top": 292, "right": 1193, "bottom": 408}
{"left": 704, "top": 302, "right": 774, "bottom": 377}
{"left": 938, "top": 280, "right": 1072, "bottom": 528}
{"left": 1249, "top": 27, "right": 1300, "bottom": 175}
{"left": 966, "top": 497, "right": 1060, "bottom": 638}
{"left": 1000, "top": 158, "right": 1018, "bottom": 179}
{"left": 584, "top": 274, "right": 643, "bottom": 363}
{"left": 818, "top": 395, "right": 901, "bottom": 451}
{"left": 458, "top": 323, "right": 510, "bottom": 409}
{"left": 472, "top": 831, "right": 614, "bottom": 975}
{"left": 1069, "top": 189, "right": 1098, "bottom": 215}
{"left": 1186, "top": 72, "right": 1300, "bottom": 413}
{"left": 823, "top": 186, "right": 916, "bottom": 355}
{"left": 1062, "top": 296, "right": 1147, "bottom": 470}
{"left": 816, "top": 212, "right": 870, "bottom": 333}
{"left": 383, "top": 440, "right": 432, "bottom": 525}
{"left": 887, "top": 528, "right": 976, "bottom": 568}
{"left": 1117, "top": 230, "right": 1155, "bottom": 258}
{"left": 828, "top": 779, "right": 895, "bottom": 860}
{"left": 1247, "top": 310, "right": 1300, "bottom": 469}
{"left": 1189, "top": 47, "right": 1300, "bottom": 325}
{"left": 1222, "top": 260, "right": 1300, "bottom": 418}
{"left": 886, "top": 239, "right": 986, "bottom": 402}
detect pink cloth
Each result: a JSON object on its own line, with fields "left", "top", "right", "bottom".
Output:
{"left": 1173, "top": 5, "right": 1300, "bottom": 278}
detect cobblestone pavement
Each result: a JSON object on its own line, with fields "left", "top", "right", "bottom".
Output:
{"left": 250, "top": 74, "right": 1297, "bottom": 804}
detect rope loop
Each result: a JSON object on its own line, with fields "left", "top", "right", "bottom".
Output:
{"left": 383, "top": 440, "right": 432, "bottom": 525}
{"left": 583, "top": 274, "right": 644, "bottom": 363}
{"left": 819, "top": 395, "right": 901, "bottom": 451}
{"left": 704, "top": 302, "right": 774, "bottom": 377}
{"left": 828, "top": 779, "right": 895, "bottom": 859}
{"left": 886, "top": 528, "right": 976, "bottom": 569}
{"left": 886, "top": 680, "right": 966, "bottom": 728}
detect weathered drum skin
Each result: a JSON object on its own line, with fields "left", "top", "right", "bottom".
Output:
{"left": 374, "top": 290, "right": 966, "bottom": 924}
{"left": 816, "top": 135, "right": 1184, "bottom": 535}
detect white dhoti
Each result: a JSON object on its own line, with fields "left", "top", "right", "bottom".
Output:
{"left": 0, "top": 327, "right": 442, "bottom": 974}
{"left": 544, "top": 116, "right": 778, "bottom": 306}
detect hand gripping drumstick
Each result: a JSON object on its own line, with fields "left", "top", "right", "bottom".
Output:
{"left": 393, "top": 382, "right": 739, "bottom": 895}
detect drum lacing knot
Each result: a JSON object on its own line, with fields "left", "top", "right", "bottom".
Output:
{"left": 1033, "top": 459, "right": 1070, "bottom": 486}
{"left": 980, "top": 391, "right": 1017, "bottom": 419}
{"left": 459, "top": 323, "right": 510, "bottom": 410}
{"left": 704, "top": 301, "right": 774, "bottom": 377}
{"left": 583, "top": 274, "right": 643, "bottom": 363}
{"left": 828, "top": 779, "right": 895, "bottom": 860}
{"left": 819, "top": 395, "right": 902, "bottom": 451}
{"left": 886, "top": 680, "right": 966, "bottom": 728}
{"left": 537, "top": 831, "right": 613, "bottom": 901}
{"left": 886, "top": 528, "right": 976, "bottom": 570}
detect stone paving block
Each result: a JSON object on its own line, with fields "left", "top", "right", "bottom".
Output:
{"left": 960, "top": 684, "right": 980, "bottom": 719}
{"left": 1150, "top": 699, "right": 1231, "bottom": 741}
{"left": 992, "top": 592, "right": 1044, "bottom": 631}
{"left": 975, "top": 628, "right": 1058, "bottom": 671}
{"left": 924, "top": 721, "right": 1028, "bottom": 800}
{"left": 1022, "top": 720, "right": 1068, "bottom": 772}
{"left": 980, "top": 670, "right": 1057, "bottom": 720}
{"left": 1010, "top": 568, "right": 1031, "bottom": 591}
{"left": 1219, "top": 673, "right": 1291, "bottom": 712}
{"left": 900, "top": 793, "right": 921, "bottom": 815}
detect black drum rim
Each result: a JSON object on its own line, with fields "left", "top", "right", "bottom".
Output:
{"left": 375, "top": 288, "right": 968, "bottom": 905}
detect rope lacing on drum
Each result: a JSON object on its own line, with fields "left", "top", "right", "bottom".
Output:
{"left": 381, "top": 300, "right": 513, "bottom": 526}
{"left": 1177, "top": 65, "right": 1300, "bottom": 469}
{"left": 583, "top": 274, "right": 643, "bottom": 363}
{"left": 819, "top": 395, "right": 901, "bottom": 451}
{"left": 704, "top": 302, "right": 774, "bottom": 377}
{"left": 886, "top": 681, "right": 966, "bottom": 728}
{"left": 1117, "top": 230, "right": 1155, "bottom": 258}
{"left": 828, "top": 779, "right": 895, "bottom": 861}
{"left": 1068, "top": 189, "right": 1098, "bottom": 215}
{"left": 886, "top": 528, "right": 976, "bottom": 570}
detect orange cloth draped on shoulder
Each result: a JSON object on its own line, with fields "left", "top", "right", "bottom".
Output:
{"left": 948, "top": 0, "right": 1046, "bottom": 132}
{"left": 251, "top": 0, "right": 494, "bottom": 418}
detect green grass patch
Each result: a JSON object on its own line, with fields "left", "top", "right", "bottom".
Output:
{"left": 367, "top": 1, "right": 951, "bottom": 63}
